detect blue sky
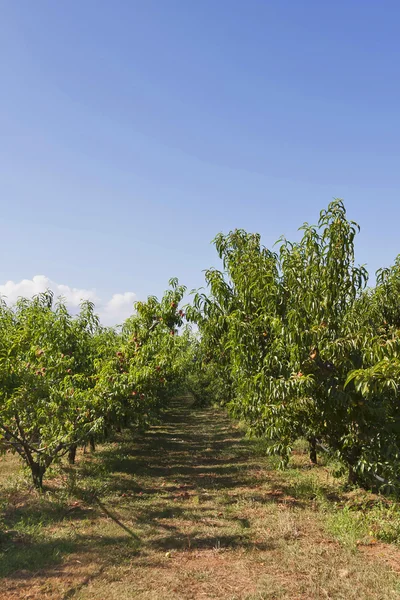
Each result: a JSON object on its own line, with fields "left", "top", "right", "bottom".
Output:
{"left": 1, "top": 1, "right": 400, "bottom": 323}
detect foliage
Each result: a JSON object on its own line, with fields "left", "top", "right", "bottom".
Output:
{"left": 3, "top": 200, "right": 400, "bottom": 492}
{"left": 191, "top": 200, "right": 400, "bottom": 489}
{"left": 0, "top": 280, "right": 190, "bottom": 489}
{"left": 0, "top": 292, "right": 101, "bottom": 488}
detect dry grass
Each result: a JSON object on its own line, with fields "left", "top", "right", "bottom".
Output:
{"left": 1, "top": 401, "right": 400, "bottom": 599}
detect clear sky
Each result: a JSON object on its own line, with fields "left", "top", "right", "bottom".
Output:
{"left": 1, "top": 1, "right": 400, "bottom": 324}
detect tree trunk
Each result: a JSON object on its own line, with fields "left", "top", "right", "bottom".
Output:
{"left": 308, "top": 437, "right": 317, "bottom": 464}
{"left": 31, "top": 462, "right": 46, "bottom": 490}
{"left": 68, "top": 444, "right": 77, "bottom": 465}
{"left": 348, "top": 464, "right": 358, "bottom": 485}
{"left": 89, "top": 436, "right": 96, "bottom": 452}
{"left": 346, "top": 442, "right": 361, "bottom": 486}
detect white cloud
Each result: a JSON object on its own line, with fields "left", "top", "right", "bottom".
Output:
{"left": 0, "top": 275, "right": 136, "bottom": 326}
{"left": 100, "top": 292, "right": 137, "bottom": 326}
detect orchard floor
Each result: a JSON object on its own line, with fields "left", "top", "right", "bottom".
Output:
{"left": 2, "top": 400, "right": 400, "bottom": 599}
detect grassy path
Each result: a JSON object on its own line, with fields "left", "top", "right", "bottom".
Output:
{"left": 2, "top": 400, "right": 400, "bottom": 599}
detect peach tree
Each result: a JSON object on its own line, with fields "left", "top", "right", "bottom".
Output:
{"left": 0, "top": 292, "right": 102, "bottom": 489}
{"left": 92, "top": 279, "right": 189, "bottom": 434}
{"left": 342, "top": 258, "right": 400, "bottom": 487}
{"left": 193, "top": 201, "right": 400, "bottom": 487}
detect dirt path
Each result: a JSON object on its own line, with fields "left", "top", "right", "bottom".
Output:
{"left": 3, "top": 401, "right": 400, "bottom": 599}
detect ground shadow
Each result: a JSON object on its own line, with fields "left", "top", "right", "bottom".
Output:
{"left": 0, "top": 399, "right": 337, "bottom": 593}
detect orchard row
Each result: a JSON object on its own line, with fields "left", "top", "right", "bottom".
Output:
{"left": 0, "top": 279, "right": 193, "bottom": 488}
{"left": 189, "top": 200, "right": 400, "bottom": 490}
{"left": 2, "top": 200, "right": 400, "bottom": 491}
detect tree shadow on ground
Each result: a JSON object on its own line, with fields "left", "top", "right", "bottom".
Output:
{"left": 0, "top": 400, "right": 340, "bottom": 593}
{"left": 0, "top": 531, "right": 141, "bottom": 579}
